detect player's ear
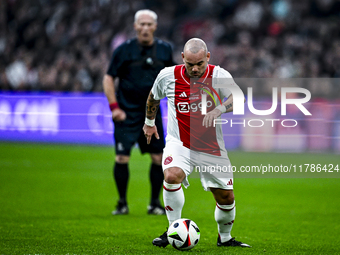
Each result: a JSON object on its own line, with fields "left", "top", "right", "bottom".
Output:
{"left": 206, "top": 52, "right": 211, "bottom": 62}
{"left": 181, "top": 52, "right": 185, "bottom": 63}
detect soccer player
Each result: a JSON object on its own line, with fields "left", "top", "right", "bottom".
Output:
{"left": 143, "top": 38, "right": 251, "bottom": 247}
{"left": 103, "top": 9, "right": 175, "bottom": 215}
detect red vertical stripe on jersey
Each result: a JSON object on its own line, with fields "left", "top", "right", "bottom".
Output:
{"left": 174, "top": 65, "right": 191, "bottom": 148}
{"left": 174, "top": 64, "right": 221, "bottom": 156}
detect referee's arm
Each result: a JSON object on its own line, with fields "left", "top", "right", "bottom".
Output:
{"left": 103, "top": 74, "right": 126, "bottom": 122}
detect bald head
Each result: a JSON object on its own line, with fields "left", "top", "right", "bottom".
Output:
{"left": 183, "top": 38, "right": 208, "bottom": 55}
{"left": 181, "top": 38, "right": 210, "bottom": 78}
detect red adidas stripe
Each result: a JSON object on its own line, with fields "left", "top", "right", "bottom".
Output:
{"left": 165, "top": 206, "right": 173, "bottom": 211}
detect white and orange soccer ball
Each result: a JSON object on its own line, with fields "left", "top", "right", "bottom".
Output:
{"left": 167, "top": 218, "right": 200, "bottom": 250}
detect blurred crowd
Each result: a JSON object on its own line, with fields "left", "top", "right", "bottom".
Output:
{"left": 0, "top": 0, "right": 339, "bottom": 97}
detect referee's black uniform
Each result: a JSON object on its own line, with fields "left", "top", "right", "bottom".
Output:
{"left": 106, "top": 37, "right": 175, "bottom": 214}
{"left": 107, "top": 38, "right": 174, "bottom": 155}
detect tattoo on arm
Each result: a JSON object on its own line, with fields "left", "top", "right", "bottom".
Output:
{"left": 146, "top": 92, "right": 160, "bottom": 120}
{"left": 225, "top": 103, "right": 232, "bottom": 110}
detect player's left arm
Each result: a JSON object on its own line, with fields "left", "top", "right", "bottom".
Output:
{"left": 221, "top": 94, "right": 234, "bottom": 113}
{"left": 202, "top": 94, "right": 246, "bottom": 128}
{"left": 143, "top": 91, "right": 161, "bottom": 144}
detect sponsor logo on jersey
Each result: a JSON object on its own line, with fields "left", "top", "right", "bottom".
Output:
{"left": 176, "top": 101, "right": 213, "bottom": 113}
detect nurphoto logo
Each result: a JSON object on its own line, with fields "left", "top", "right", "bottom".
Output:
{"left": 198, "top": 79, "right": 312, "bottom": 128}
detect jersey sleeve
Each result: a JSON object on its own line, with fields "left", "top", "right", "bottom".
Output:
{"left": 151, "top": 67, "right": 170, "bottom": 100}
{"left": 106, "top": 44, "right": 126, "bottom": 78}
{"left": 213, "top": 66, "right": 240, "bottom": 99}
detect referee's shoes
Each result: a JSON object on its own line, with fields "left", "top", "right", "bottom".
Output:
{"left": 112, "top": 202, "right": 165, "bottom": 215}
{"left": 147, "top": 204, "right": 166, "bottom": 215}
{"left": 111, "top": 201, "right": 129, "bottom": 215}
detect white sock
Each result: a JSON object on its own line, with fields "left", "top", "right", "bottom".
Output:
{"left": 163, "top": 181, "right": 184, "bottom": 225}
{"left": 215, "top": 201, "right": 236, "bottom": 243}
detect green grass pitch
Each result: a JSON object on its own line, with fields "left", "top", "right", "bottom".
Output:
{"left": 0, "top": 142, "right": 339, "bottom": 254}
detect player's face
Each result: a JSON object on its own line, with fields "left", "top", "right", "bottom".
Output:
{"left": 134, "top": 14, "right": 157, "bottom": 46}
{"left": 182, "top": 49, "right": 210, "bottom": 78}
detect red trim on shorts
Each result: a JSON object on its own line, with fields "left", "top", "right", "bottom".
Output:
{"left": 163, "top": 185, "right": 182, "bottom": 192}
{"left": 216, "top": 203, "right": 235, "bottom": 212}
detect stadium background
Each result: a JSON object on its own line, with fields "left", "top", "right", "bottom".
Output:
{"left": 1, "top": 1, "right": 340, "bottom": 254}
{"left": 1, "top": 0, "right": 340, "bottom": 152}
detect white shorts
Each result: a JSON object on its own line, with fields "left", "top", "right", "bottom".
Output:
{"left": 162, "top": 135, "right": 234, "bottom": 191}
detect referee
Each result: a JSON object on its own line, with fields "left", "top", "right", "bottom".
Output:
{"left": 103, "top": 9, "right": 175, "bottom": 215}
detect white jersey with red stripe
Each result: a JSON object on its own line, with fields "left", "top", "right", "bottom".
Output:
{"left": 152, "top": 64, "right": 238, "bottom": 156}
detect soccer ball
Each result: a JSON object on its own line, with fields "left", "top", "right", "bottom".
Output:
{"left": 167, "top": 218, "right": 200, "bottom": 250}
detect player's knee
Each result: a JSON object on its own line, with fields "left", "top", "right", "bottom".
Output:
{"left": 164, "top": 167, "right": 185, "bottom": 184}
{"left": 223, "top": 192, "right": 235, "bottom": 205}
{"left": 219, "top": 191, "right": 234, "bottom": 205}
{"left": 115, "top": 155, "right": 130, "bottom": 164}
{"left": 213, "top": 189, "right": 234, "bottom": 205}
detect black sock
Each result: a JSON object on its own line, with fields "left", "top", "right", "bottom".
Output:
{"left": 150, "top": 163, "right": 164, "bottom": 205}
{"left": 113, "top": 163, "right": 129, "bottom": 205}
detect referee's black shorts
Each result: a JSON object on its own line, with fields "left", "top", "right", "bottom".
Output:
{"left": 113, "top": 109, "right": 165, "bottom": 156}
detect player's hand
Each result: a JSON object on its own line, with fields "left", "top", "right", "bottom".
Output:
{"left": 143, "top": 124, "right": 160, "bottom": 144}
{"left": 112, "top": 108, "right": 126, "bottom": 122}
{"left": 202, "top": 108, "right": 222, "bottom": 128}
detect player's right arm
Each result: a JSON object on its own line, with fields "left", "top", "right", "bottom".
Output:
{"left": 102, "top": 74, "right": 126, "bottom": 122}
{"left": 143, "top": 66, "right": 172, "bottom": 144}
{"left": 143, "top": 91, "right": 160, "bottom": 144}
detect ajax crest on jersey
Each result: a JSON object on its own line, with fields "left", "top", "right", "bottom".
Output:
{"left": 167, "top": 218, "right": 200, "bottom": 250}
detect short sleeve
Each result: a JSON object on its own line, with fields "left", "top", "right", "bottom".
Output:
{"left": 106, "top": 44, "right": 126, "bottom": 77}
{"left": 213, "top": 66, "right": 240, "bottom": 99}
{"left": 151, "top": 68, "right": 168, "bottom": 100}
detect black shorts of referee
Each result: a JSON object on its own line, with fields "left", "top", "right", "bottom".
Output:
{"left": 113, "top": 109, "right": 164, "bottom": 155}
